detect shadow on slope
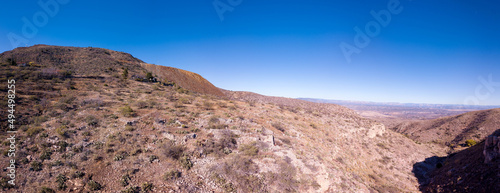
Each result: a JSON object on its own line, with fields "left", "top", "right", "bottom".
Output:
{"left": 416, "top": 129, "right": 500, "bottom": 193}
{"left": 412, "top": 156, "right": 446, "bottom": 187}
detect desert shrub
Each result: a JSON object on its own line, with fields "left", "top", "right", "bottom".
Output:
{"left": 40, "top": 187, "right": 55, "bottom": 193}
{"left": 56, "top": 126, "right": 69, "bottom": 138}
{"left": 203, "top": 101, "right": 214, "bottom": 110}
{"left": 213, "top": 124, "right": 228, "bottom": 129}
{"left": 82, "top": 131, "right": 91, "bottom": 136}
{"left": 33, "top": 116, "right": 49, "bottom": 125}
{"left": 180, "top": 156, "right": 193, "bottom": 170}
{"left": 59, "top": 95, "right": 76, "bottom": 104}
{"left": 71, "top": 171, "right": 85, "bottom": 179}
{"left": 56, "top": 174, "right": 68, "bottom": 190}
{"left": 272, "top": 122, "right": 285, "bottom": 132}
{"left": 124, "top": 125, "right": 135, "bottom": 132}
{"left": 465, "top": 139, "right": 477, "bottom": 147}
{"left": 239, "top": 142, "right": 259, "bottom": 157}
{"left": 142, "top": 182, "right": 153, "bottom": 192}
{"left": 40, "top": 151, "right": 52, "bottom": 161}
{"left": 213, "top": 155, "right": 265, "bottom": 192}
{"left": 31, "top": 161, "right": 43, "bottom": 171}
{"left": 26, "top": 127, "right": 44, "bottom": 137}
{"left": 120, "top": 105, "right": 136, "bottom": 117}
{"left": 309, "top": 123, "right": 317, "bottom": 129}
{"left": 51, "top": 160, "right": 63, "bottom": 167}
{"left": 122, "top": 68, "right": 128, "bottom": 79}
{"left": 264, "top": 159, "right": 298, "bottom": 192}
{"left": 162, "top": 142, "right": 185, "bottom": 160}
{"left": 201, "top": 130, "right": 238, "bottom": 156}
{"left": 217, "top": 102, "right": 227, "bottom": 108}
{"left": 87, "top": 180, "right": 102, "bottom": 191}
{"left": 146, "top": 72, "right": 154, "bottom": 80}
{"left": 85, "top": 115, "right": 99, "bottom": 127}
{"left": 121, "top": 186, "right": 140, "bottom": 193}
{"left": 120, "top": 174, "right": 131, "bottom": 187}
{"left": 179, "top": 97, "right": 191, "bottom": 104}
{"left": 132, "top": 148, "right": 142, "bottom": 156}
{"left": 164, "top": 170, "right": 181, "bottom": 181}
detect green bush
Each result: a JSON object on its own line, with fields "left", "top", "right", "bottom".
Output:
{"left": 56, "top": 174, "right": 68, "bottom": 190}
{"left": 146, "top": 72, "right": 153, "bottom": 81}
{"left": 465, "top": 139, "right": 477, "bottom": 147}
{"left": 122, "top": 68, "right": 128, "bottom": 79}
{"left": 87, "top": 180, "right": 102, "bottom": 191}
{"left": 114, "top": 154, "right": 125, "bottom": 161}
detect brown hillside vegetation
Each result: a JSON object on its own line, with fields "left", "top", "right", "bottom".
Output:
{"left": 392, "top": 108, "right": 500, "bottom": 147}
{"left": 0, "top": 45, "right": 449, "bottom": 192}
{"left": 141, "top": 63, "right": 225, "bottom": 97}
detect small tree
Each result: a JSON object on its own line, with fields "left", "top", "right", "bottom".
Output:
{"left": 146, "top": 72, "right": 153, "bottom": 81}
{"left": 122, "top": 68, "right": 129, "bottom": 79}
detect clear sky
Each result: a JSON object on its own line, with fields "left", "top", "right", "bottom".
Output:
{"left": 1, "top": 0, "right": 500, "bottom": 105}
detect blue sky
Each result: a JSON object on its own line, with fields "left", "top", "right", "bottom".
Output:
{"left": 1, "top": 0, "right": 500, "bottom": 105}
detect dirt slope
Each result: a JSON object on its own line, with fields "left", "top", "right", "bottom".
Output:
{"left": 141, "top": 63, "right": 225, "bottom": 97}
{"left": 421, "top": 130, "right": 500, "bottom": 193}
{"left": 392, "top": 108, "right": 500, "bottom": 146}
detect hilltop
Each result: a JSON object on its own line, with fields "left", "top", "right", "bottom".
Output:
{"left": 0, "top": 45, "right": 223, "bottom": 97}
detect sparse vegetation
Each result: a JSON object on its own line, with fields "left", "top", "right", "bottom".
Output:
{"left": 164, "top": 170, "right": 181, "bottom": 181}
{"left": 465, "top": 139, "right": 477, "bottom": 147}
{"left": 87, "top": 180, "right": 102, "bottom": 191}
{"left": 120, "top": 105, "right": 136, "bottom": 117}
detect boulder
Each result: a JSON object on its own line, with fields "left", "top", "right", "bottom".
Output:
{"left": 484, "top": 135, "right": 500, "bottom": 164}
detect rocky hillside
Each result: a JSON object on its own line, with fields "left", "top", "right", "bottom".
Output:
{"left": 141, "top": 63, "right": 225, "bottom": 97}
{"left": 392, "top": 108, "right": 500, "bottom": 147}
{"left": 0, "top": 45, "right": 447, "bottom": 192}
{"left": 0, "top": 45, "right": 224, "bottom": 98}
{"left": 421, "top": 130, "right": 500, "bottom": 193}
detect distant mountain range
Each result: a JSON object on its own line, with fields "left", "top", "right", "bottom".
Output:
{"left": 298, "top": 98, "right": 500, "bottom": 110}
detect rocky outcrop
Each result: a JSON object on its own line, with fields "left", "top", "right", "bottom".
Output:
{"left": 484, "top": 134, "right": 500, "bottom": 163}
